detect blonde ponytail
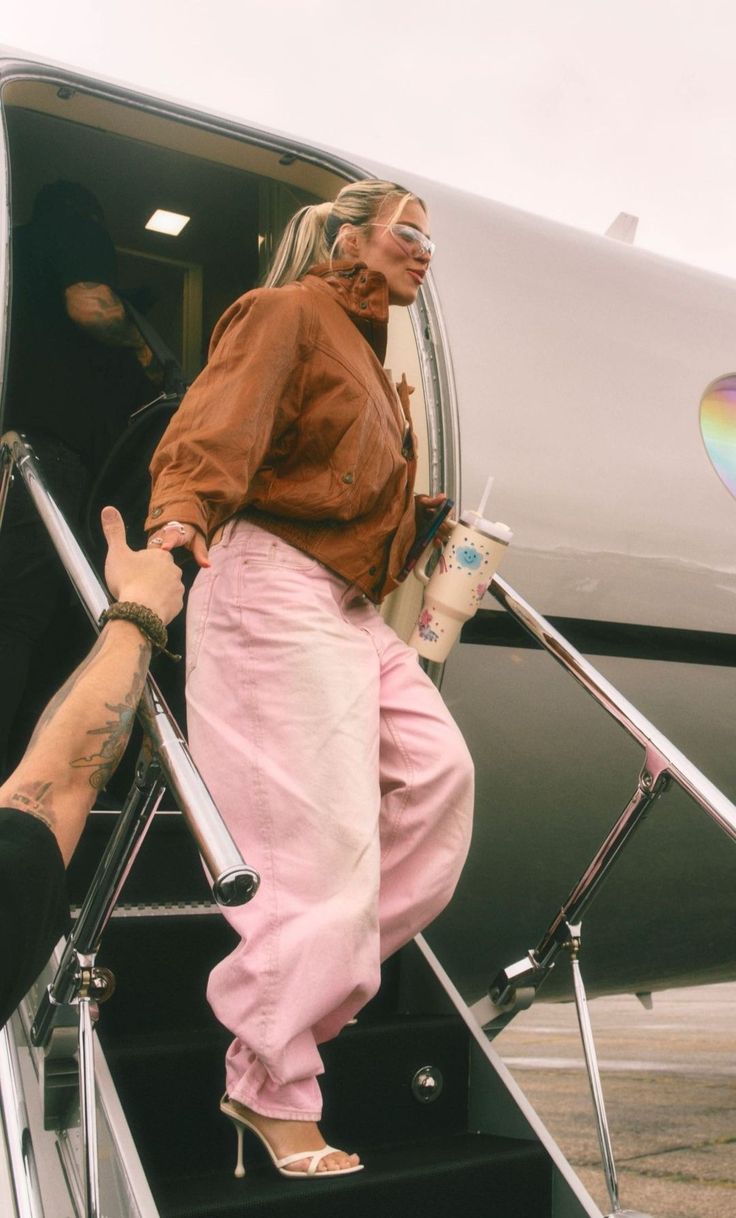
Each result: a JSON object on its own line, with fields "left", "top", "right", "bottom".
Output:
{"left": 264, "top": 203, "right": 331, "bottom": 288}
{"left": 264, "top": 179, "right": 425, "bottom": 289}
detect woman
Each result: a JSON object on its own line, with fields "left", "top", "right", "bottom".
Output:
{"left": 145, "top": 180, "right": 474, "bottom": 1179}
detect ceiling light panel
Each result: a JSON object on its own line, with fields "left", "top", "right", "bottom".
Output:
{"left": 145, "top": 209, "right": 190, "bottom": 236}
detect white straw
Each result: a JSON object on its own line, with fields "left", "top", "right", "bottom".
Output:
{"left": 476, "top": 474, "right": 494, "bottom": 520}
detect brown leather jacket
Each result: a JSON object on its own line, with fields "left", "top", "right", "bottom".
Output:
{"left": 145, "top": 262, "right": 419, "bottom": 601}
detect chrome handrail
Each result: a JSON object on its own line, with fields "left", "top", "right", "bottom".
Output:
{"left": 0, "top": 431, "right": 260, "bottom": 904}
{"left": 490, "top": 572, "right": 736, "bottom": 841}
{"left": 476, "top": 573, "right": 736, "bottom": 1018}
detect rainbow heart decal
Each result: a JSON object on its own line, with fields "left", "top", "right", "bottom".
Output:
{"left": 700, "top": 373, "right": 736, "bottom": 499}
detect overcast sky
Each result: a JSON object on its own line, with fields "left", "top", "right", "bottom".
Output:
{"left": 3, "top": 1, "right": 736, "bottom": 279}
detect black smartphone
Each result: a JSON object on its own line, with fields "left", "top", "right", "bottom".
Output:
{"left": 397, "top": 498, "right": 454, "bottom": 581}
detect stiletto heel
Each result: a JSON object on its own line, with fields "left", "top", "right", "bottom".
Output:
{"left": 220, "top": 1095, "right": 364, "bottom": 1180}
{"left": 228, "top": 1116, "right": 246, "bottom": 1178}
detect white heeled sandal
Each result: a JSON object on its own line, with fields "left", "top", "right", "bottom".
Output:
{"left": 220, "top": 1095, "right": 364, "bottom": 1180}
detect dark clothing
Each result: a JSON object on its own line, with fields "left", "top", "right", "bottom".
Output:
{"left": 5, "top": 212, "right": 150, "bottom": 471}
{"left": 0, "top": 807, "right": 68, "bottom": 1026}
{"left": 0, "top": 436, "right": 91, "bottom": 773}
{"left": 0, "top": 210, "right": 151, "bottom": 773}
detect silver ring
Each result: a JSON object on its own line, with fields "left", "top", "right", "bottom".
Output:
{"left": 162, "top": 520, "right": 187, "bottom": 535}
{"left": 150, "top": 536, "right": 164, "bottom": 546}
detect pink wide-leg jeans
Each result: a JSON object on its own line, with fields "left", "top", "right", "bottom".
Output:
{"left": 186, "top": 520, "right": 474, "bottom": 1121}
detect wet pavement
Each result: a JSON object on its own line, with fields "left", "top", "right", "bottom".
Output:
{"left": 498, "top": 982, "right": 736, "bottom": 1217}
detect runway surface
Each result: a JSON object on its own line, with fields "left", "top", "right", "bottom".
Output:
{"left": 498, "top": 981, "right": 736, "bottom": 1217}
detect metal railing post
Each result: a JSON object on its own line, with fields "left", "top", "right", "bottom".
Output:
{"left": 77, "top": 989, "right": 101, "bottom": 1218}
{"left": 0, "top": 1020, "right": 45, "bottom": 1218}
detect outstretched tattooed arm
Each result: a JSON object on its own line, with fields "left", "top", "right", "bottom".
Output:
{"left": 0, "top": 507, "right": 183, "bottom": 865}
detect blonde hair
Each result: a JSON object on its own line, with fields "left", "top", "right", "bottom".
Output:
{"left": 264, "top": 179, "right": 426, "bottom": 289}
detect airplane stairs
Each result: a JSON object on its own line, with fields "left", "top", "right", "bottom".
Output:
{"left": 50, "top": 805, "right": 600, "bottom": 1218}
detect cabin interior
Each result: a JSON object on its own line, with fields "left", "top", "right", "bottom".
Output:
{"left": 1, "top": 77, "right": 430, "bottom": 418}
{"left": 3, "top": 79, "right": 329, "bottom": 378}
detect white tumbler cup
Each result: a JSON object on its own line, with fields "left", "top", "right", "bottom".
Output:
{"left": 409, "top": 512, "right": 512, "bottom": 661}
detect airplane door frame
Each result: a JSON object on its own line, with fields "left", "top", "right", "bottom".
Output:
{"left": 117, "top": 246, "right": 203, "bottom": 383}
{"left": 0, "top": 91, "right": 11, "bottom": 419}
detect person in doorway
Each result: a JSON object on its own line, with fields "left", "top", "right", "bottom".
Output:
{"left": 0, "top": 180, "right": 160, "bottom": 773}
{"left": 145, "top": 180, "right": 475, "bottom": 1179}
{"left": 0, "top": 506, "right": 183, "bottom": 1026}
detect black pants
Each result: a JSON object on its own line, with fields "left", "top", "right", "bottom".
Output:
{"left": 0, "top": 435, "right": 91, "bottom": 775}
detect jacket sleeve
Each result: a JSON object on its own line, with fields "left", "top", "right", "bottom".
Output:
{"left": 145, "top": 288, "right": 310, "bottom": 537}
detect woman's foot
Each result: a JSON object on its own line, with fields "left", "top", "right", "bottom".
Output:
{"left": 226, "top": 1096, "right": 361, "bottom": 1175}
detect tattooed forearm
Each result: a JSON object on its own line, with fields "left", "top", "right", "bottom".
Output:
{"left": 66, "top": 283, "right": 160, "bottom": 378}
{"left": 5, "top": 781, "right": 57, "bottom": 834}
{"left": 69, "top": 642, "right": 150, "bottom": 791}
{"left": 70, "top": 701, "right": 137, "bottom": 790}
{"left": 68, "top": 283, "right": 139, "bottom": 346}
{"left": 27, "top": 636, "right": 105, "bottom": 748}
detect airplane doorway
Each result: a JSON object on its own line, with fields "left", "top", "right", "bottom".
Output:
{"left": 0, "top": 68, "right": 441, "bottom": 776}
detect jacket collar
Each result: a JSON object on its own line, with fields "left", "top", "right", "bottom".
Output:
{"left": 305, "top": 261, "right": 389, "bottom": 364}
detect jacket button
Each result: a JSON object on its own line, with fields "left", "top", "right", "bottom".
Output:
{"left": 151, "top": 507, "right": 163, "bottom": 518}
{"left": 342, "top": 472, "right": 354, "bottom": 484}
{"left": 359, "top": 302, "right": 367, "bottom": 309}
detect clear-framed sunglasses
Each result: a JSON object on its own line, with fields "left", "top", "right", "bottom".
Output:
{"left": 373, "top": 222, "right": 436, "bottom": 260}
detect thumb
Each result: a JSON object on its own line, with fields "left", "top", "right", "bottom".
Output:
{"left": 100, "top": 505, "right": 127, "bottom": 553}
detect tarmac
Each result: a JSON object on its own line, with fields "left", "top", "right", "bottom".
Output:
{"left": 498, "top": 981, "right": 736, "bottom": 1218}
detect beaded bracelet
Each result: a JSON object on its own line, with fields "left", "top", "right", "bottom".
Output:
{"left": 98, "top": 602, "right": 181, "bottom": 661}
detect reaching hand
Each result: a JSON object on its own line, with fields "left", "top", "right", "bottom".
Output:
{"left": 101, "top": 506, "right": 185, "bottom": 625}
{"left": 147, "top": 519, "right": 210, "bottom": 568}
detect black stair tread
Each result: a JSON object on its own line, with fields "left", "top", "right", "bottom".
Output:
{"left": 84, "top": 930, "right": 553, "bottom": 1215}
{"left": 100, "top": 1012, "right": 471, "bottom": 1176}
{"left": 93, "top": 914, "right": 238, "bottom": 1034}
{"left": 91, "top": 916, "right": 402, "bottom": 1030}
{"left": 99, "top": 1024, "right": 229, "bottom": 1057}
{"left": 100, "top": 1013, "right": 461, "bottom": 1056}
{"left": 154, "top": 1131, "right": 551, "bottom": 1218}
{"left": 66, "top": 810, "right": 212, "bottom": 906}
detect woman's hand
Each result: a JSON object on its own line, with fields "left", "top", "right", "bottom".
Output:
{"left": 415, "top": 493, "right": 456, "bottom": 546}
{"left": 147, "top": 520, "right": 211, "bottom": 568}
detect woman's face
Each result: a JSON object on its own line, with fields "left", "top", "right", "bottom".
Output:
{"left": 350, "top": 198, "right": 433, "bottom": 306}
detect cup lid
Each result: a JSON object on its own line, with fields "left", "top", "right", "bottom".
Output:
{"left": 460, "top": 512, "right": 513, "bottom": 544}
